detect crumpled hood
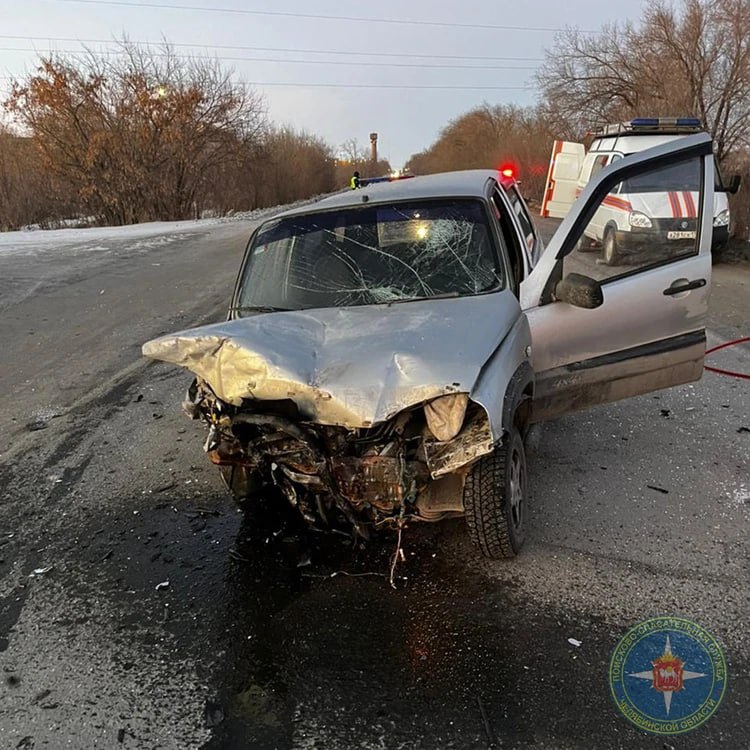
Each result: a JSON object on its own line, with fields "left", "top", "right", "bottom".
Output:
{"left": 142, "top": 292, "right": 520, "bottom": 427}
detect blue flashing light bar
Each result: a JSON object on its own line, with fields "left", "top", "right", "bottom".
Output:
{"left": 630, "top": 117, "right": 702, "bottom": 128}
{"left": 596, "top": 117, "right": 704, "bottom": 136}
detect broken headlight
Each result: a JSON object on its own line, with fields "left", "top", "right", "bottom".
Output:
{"left": 424, "top": 393, "right": 469, "bottom": 442}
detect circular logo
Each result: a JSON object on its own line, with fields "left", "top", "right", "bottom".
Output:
{"left": 609, "top": 617, "right": 727, "bottom": 735}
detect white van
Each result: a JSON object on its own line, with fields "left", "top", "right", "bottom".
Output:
{"left": 541, "top": 118, "right": 740, "bottom": 264}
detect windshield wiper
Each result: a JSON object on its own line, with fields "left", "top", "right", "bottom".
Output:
{"left": 231, "top": 305, "right": 292, "bottom": 314}
{"left": 386, "top": 291, "right": 461, "bottom": 306}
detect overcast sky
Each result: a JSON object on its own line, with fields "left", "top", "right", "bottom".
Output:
{"left": 0, "top": 0, "right": 647, "bottom": 166}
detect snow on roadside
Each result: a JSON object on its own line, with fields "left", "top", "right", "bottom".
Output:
{"left": 0, "top": 196, "right": 329, "bottom": 257}
{"left": 0, "top": 218, "right": 221, "bottom": 255}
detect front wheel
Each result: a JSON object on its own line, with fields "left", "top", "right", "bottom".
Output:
{"left": 463, "top": 425, "right": 527, "bottom": 559}
{"left": 602, "top": 227, "right": 620, "bottom": 266}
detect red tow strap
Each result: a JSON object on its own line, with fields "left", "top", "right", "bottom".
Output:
{"left": 704, "top": 336, "right": 750, "bottom": 380}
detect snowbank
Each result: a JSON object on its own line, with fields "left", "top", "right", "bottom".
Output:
{"left": 0, "top": 197, "right": 328, "bottom": 256}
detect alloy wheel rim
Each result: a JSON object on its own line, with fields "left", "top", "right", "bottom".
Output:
{"left": 509, "top": 448, "right": 525, "bottom": 530}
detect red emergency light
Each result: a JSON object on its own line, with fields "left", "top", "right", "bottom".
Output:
{"left": 499, "top": 164, "right": 517, "bottom": 180}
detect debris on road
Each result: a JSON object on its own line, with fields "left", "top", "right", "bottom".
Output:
{"left": 477, "top": 696, "right": 497, "bottom": 749}
{"left": 738, "top": 426, "right": 750, "bottom": 433}
{"left": 228, "top": 547, "right": 251, "bottom": 564}
{"left": 32, "top": 689, "right": 52, "bottom": 705}
{"left": 155, "top": 580, "right": 170, "bottom": 590}
{"left": 568, "top": 638, "right": 582, "bottom": 647}
{"left": 25, "top": 419, "right": 49, "bottom": 432}
{"left": 647, "top": 485, "right": 669, "bottom": 494}
{"left": 29, "top": 566, "right": 54, "bottom": 577}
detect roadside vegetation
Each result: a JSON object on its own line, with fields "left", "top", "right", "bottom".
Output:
{"left": 0, "top": 40, "right": 390, "bottom": 231}
{"left": 407, "top": 0, "right": 750, "bottom": 245}
{"left": 1, "top": 0, "right": 749, "bottom": 248}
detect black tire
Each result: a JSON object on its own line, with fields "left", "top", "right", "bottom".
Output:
{"left": 463, "top": 425, "right": 527, "bottom": 559}
{"left": 602, "top": 227, "right": 619, "bottom": 265}
{"left": 710, "top": 243, "right": 727, "bottom": 265}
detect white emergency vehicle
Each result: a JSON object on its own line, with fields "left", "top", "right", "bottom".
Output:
{"left": 540, "top": 118, "right": 740, "bottom": 264}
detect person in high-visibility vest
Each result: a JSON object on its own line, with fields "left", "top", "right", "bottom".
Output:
{"left": 350, "top": 171, "right": 361, "bottom": 190}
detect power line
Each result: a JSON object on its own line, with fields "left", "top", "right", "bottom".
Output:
{"left": 58, "top": 0, "right": 593, "bottom": 33}
{"left": 0, "top": 35, "right": 545, "bottom": 62}
{"left": 0, "top": 46, "right": 539, "bottom": 71}
{"left": 246, "top": 82, "right": 537, "bottom": 90}
{"left": 0, "top": 75, "right": 535, "bottom": 90}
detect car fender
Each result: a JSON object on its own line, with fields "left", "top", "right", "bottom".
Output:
{"left": 470, "top": 312, "right": 533, "bottom": 443}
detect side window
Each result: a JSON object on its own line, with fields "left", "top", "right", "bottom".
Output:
{"left": 609, "top": 155, "right": 623, "bottom": 192}
{"left": 491, "top": 190, "right": 524, "bottom": 294}
{"left": 589, "top": 154, "right": 610, "bottom": 180}
{"left": 508, "top": 186, "right": 536, "bottom": 252}
{"left": 580, "top": 153, "right": 597, "bottom": 181}
{"left": 563, "top": 154, "right": 702, "bottom": 283}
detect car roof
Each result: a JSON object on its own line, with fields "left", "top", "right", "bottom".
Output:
{"left": 275, "top": 169, "right": 500, "bottom": 219}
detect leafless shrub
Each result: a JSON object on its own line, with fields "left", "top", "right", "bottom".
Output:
{"left": 0, "top": 125, "right": 78, "bottom": 230}
{"left": 5, "top": 40, "right": 267, "bottom": 225}
{"left": 537, "top": 0, "right": 750, "bottom": 163}
{"left": 405, "top": 104, "right": 555, "bottom": 200}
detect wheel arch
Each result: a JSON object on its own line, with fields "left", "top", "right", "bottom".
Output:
{"left": 502, "top": 360, "right": 534, "bottom": 438}
{"left": 604, "top": 219, "right": 619, "bottom": 236}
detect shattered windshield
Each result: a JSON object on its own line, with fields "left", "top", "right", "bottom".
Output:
{"left": 235, "top": 199, "right": 503, "bottom": 311}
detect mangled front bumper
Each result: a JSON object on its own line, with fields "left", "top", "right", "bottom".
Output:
{"left": 186, "top": 378, "right": 494, "bottom": 531}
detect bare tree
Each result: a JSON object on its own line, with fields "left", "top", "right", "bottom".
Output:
{"left": 5, "top": 40, "right": 267, "bottom": 224}
{"left": 404, "top": 104, "right": 556, "bottom": 199}
{"left": 257, "top": 126, "right": 337, "bottom": 205}
{"left": 0, "top": 125, "right": 75, "bottom": 230}
{"left": 537, "top": 0, "right": 750, "bottom": 163}
{"left": 339, "top": 138, "right": 368, "bottom": 165}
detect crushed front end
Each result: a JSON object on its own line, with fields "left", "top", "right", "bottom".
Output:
{"left": 184, "top": 377, "right": 494, "bottom": 538}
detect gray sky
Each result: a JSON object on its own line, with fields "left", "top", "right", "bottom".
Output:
{"left": 0, "top": 0, "right": 646, "bottom": 166}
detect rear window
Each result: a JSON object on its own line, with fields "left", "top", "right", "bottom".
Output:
{"left": 619, "top": 159, "right": 700, "bottom": 193}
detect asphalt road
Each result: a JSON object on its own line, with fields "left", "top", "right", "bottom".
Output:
{"left": 0, "top": 215, "right": 748, "bottom": 749}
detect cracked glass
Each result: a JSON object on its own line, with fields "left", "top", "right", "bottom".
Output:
{"left": 235, "top": 199, "right": 503, "bottom": 312}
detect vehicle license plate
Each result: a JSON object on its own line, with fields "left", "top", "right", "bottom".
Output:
{"left": 667, "top": 231, "right": 696, "bottom": 240}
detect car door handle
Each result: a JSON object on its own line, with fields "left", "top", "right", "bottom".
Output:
{"left": 663, "top": 278, "right": 706, "bottom": 296}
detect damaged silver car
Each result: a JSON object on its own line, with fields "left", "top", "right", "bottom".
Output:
{"left": 144, "top": 133, "right": 715, "bottom": 559}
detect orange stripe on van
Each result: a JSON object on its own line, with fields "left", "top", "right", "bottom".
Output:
{"left": 602, "top": 195, "right": 632, "bottom": 212}
{"left": 682, "top": 191, "right": 697, "bottom": 217}
{"left": 668, "top": 192, "right": 682, "bottom": 217}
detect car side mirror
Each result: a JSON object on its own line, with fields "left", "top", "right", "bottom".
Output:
{"left": 555, "top": 272, "right": 604, "bottom": 309}
{"left": 725, "top": 174, "right": 742, "bottom": 194}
